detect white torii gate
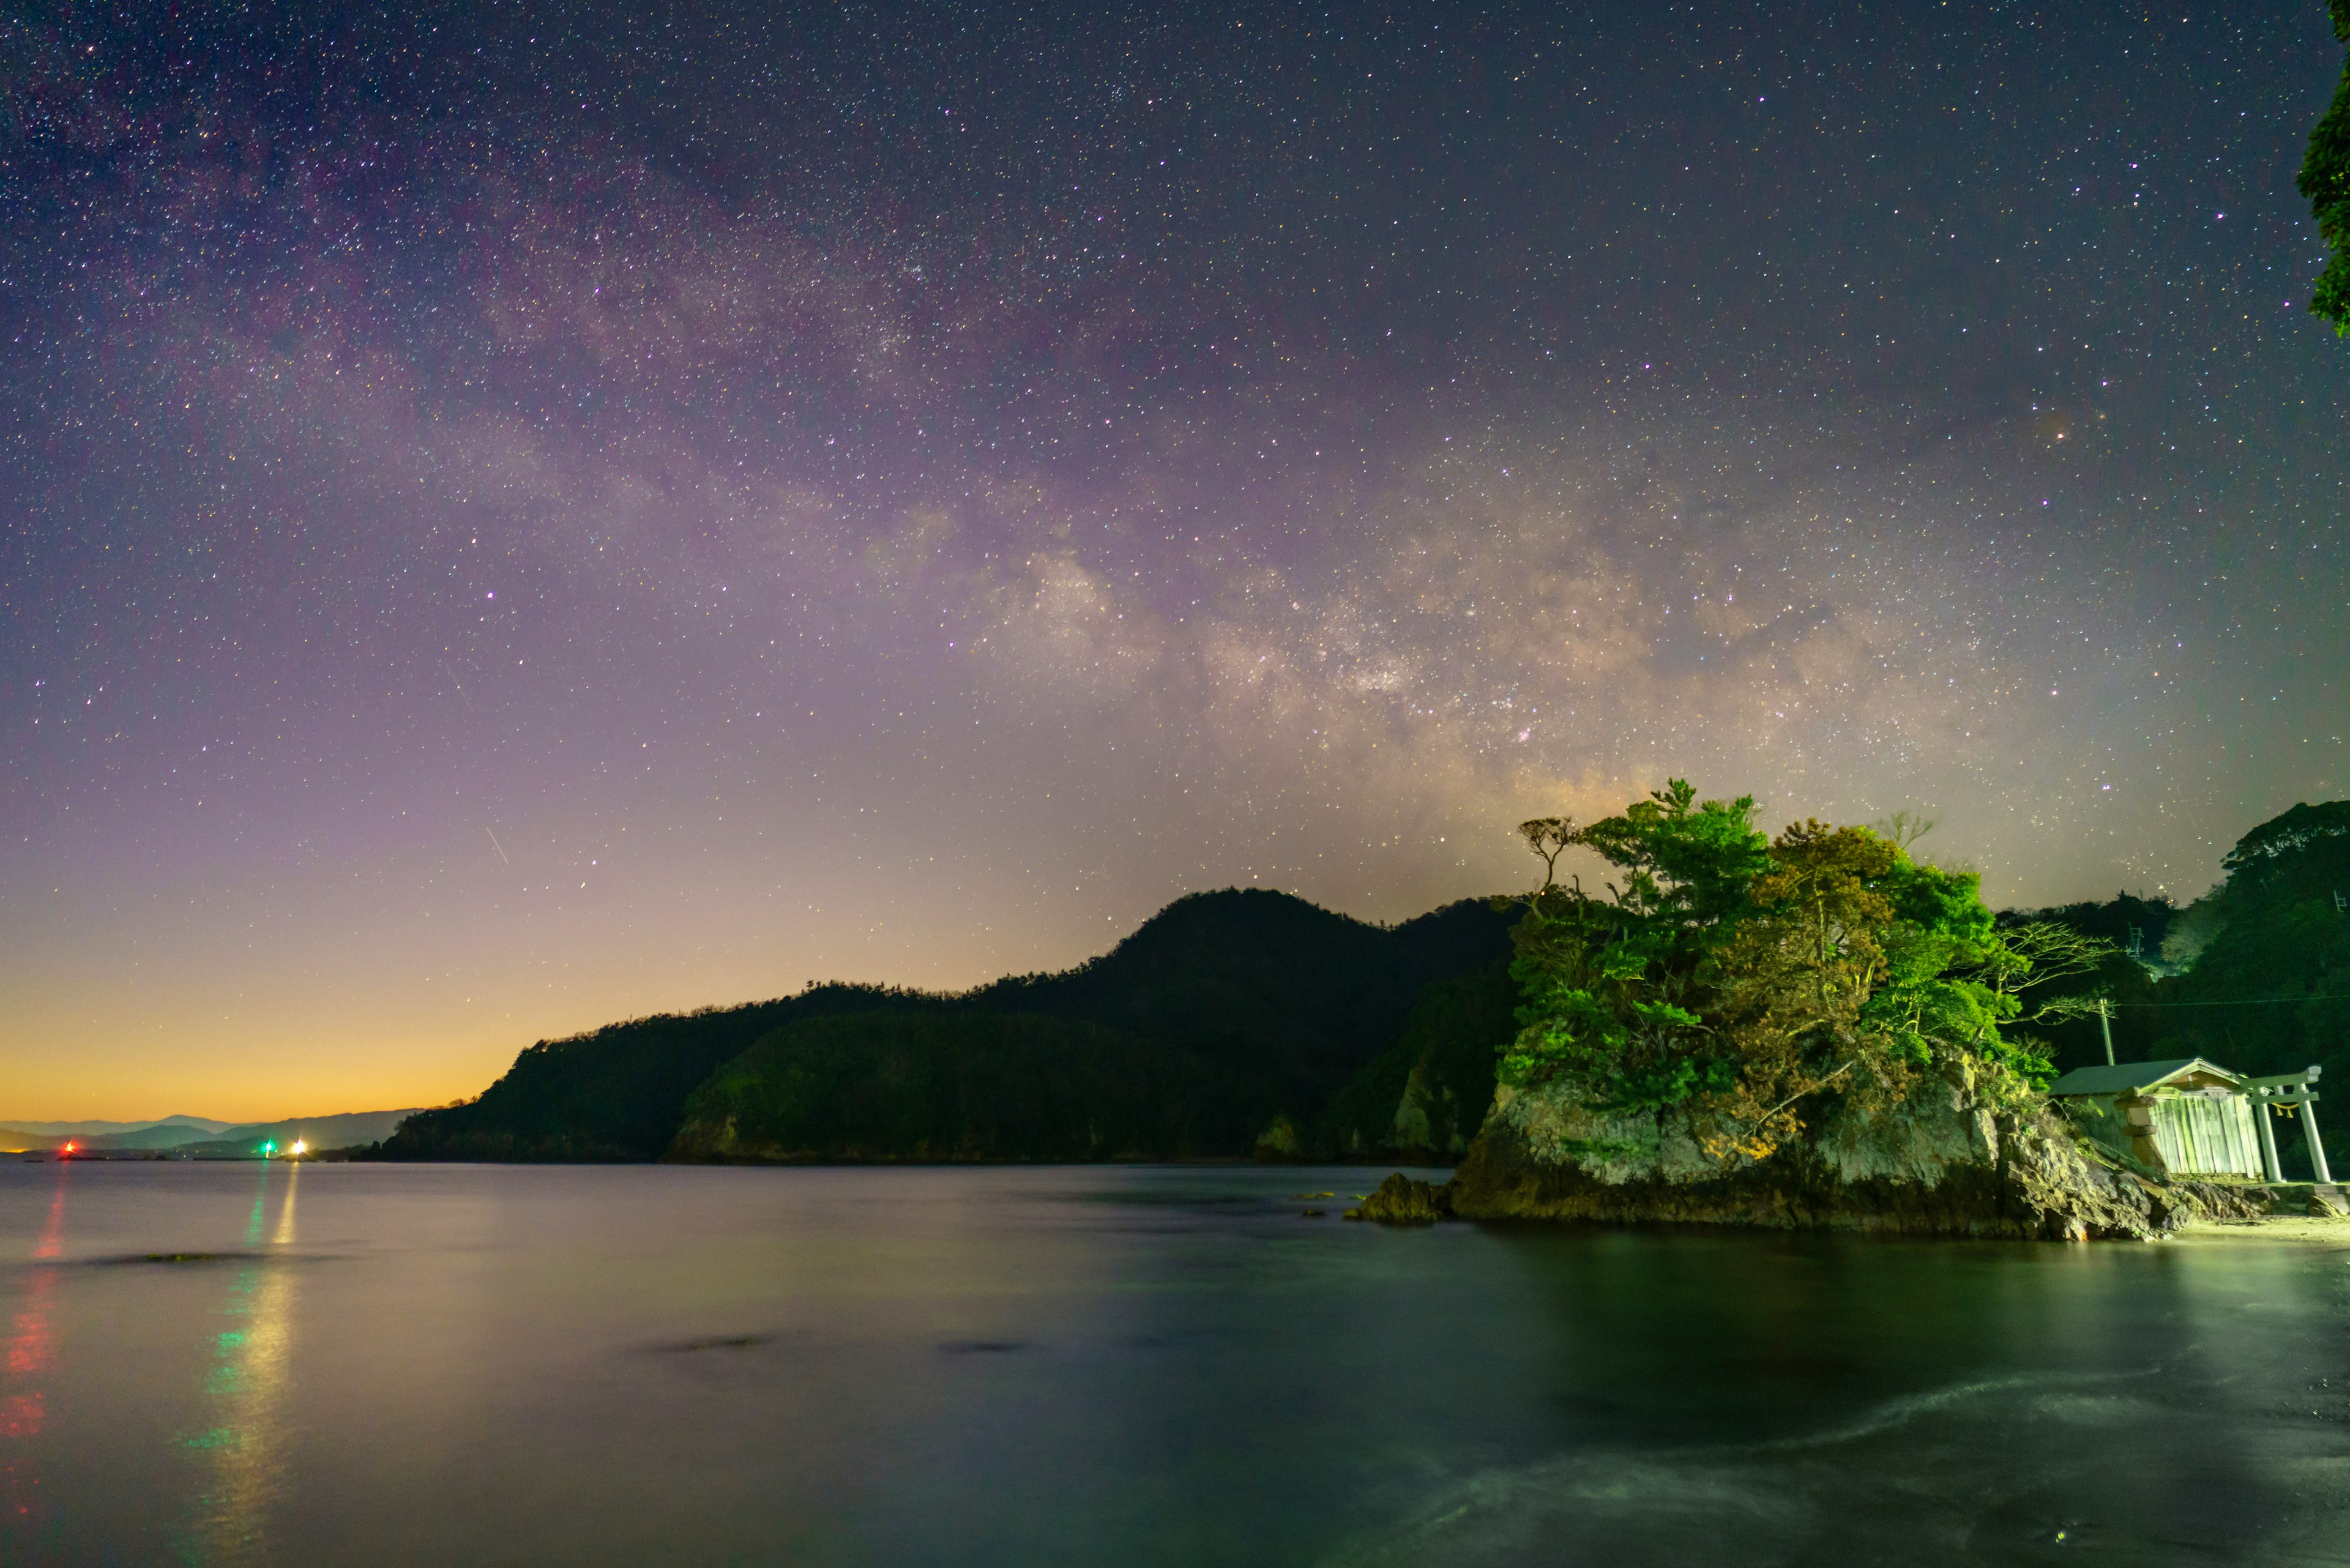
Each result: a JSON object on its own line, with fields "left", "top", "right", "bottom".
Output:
{"left": 2241, "top": 1066, "right": 2332, "bottom": 1185}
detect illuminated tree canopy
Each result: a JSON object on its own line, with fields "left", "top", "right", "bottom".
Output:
{"left": 2303, "top": 0, "right": 2350, "bottom": 331}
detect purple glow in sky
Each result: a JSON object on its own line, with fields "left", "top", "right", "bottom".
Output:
{"left": 4, "top": 1, "right": 2344, "bottom": 1118}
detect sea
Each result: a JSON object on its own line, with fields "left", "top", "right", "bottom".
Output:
{"left": 1, "top": 1159, "right": 2345, "bottom": 1566}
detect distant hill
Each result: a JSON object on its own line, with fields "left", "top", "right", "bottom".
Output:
{"left": 378, "top": 984, "right": 930, "bottom": 1160}
{"left": 0, "top": 1109, "right": 425, "bottom": 1155}
{"left": 2005, "top": 799, "right": 2349, "bottom": 1177}
{"left": 179, "top": 1110, "right": 427, "bottom": 1155}
{"left": 965, "top": 890, "right": 1510, "bottom": 1138}
{"left": 671, "top": 1011, "right": 1217, "bottom": 1162}
{"left": 62, "top": 1124, "right": 219, "bottom": 1152}
{"left": 2136, "top": 802, "right": 2349, "bottom": 1148}
{"left": 1307, "top": 953, "right": 1519, "bottom": 1162}
{"left": 0, "top": 1114, "right": 230, "bottom": 1151}
{"left": 382, "top": 889, "right": 1515, "bottom": 1163}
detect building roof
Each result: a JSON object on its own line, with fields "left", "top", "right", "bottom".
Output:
{"left": 2047, "top": 1058, "right": 2244, "bottom": 1097}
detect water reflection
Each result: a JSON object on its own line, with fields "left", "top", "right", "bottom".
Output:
{"left": 1318, "top": 1231, "right": 2345, "bottom": 1567}
{"left": 2, "top": 1163, "right": 2343, "bottom": 1567}
{"left": 179, "top": 1161, "right": 300, "bottom": 1565}
{"left": 1, "top": 1163, "right": 68, "bottom": 1533}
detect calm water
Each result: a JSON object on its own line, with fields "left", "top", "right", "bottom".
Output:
{"left": 2, "top": 1161, "right": 2346, "bottom": 1567}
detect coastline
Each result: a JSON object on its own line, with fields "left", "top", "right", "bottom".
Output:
{"left": 2174, "top": 1213, "right": 2350, "bottom": 1245}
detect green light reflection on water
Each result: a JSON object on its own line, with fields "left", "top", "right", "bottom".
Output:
{"left": 173, "top": 1159, "right": 301, "bottom": 1567}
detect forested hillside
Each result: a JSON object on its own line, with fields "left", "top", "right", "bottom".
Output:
{"left": 2141, "top": 803, "right": 2349, "bottom": 1078}
{"left": 377, "top": 985, "right": 932, "bottom": 1160}
{"left": 2005, "top": 801, "right": 2348, "bottom": 1175}
{"left": 377, "top": 889, "right": 1513, "bottom": 1162}
{"left": 368, "top": 798, "right": 2350, "bottom": 1171}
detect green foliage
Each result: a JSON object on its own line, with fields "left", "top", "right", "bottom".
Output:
{"left": 2303, "top": 3, "right": 2350, "bottom": 332}
{"left": 2010, "top": 803, "right": 2350, "bottom": 1139}
{"left": 1575, "top": 778, "right": 1776, "bottom": 928}
{"left": 975, "top": 889, "right": 1510, "bottom": 1129}
{"left": 1500, "top": 783, "right": 2087, "bottom": 1160}
{"left": 2221, "top": 799, "right": 2350, "bottom": 872}
{"left": 1849, "top": 856, "right": 2007, "bottom": 1070}
{"left": 381, "top": 887, "right": 1515, "bottom": 1163}
{"left": 378, "top": 984, "right": 926, "bottom": 1160}
{"left": 673, "top": 1012, "right": 1204, "bottom": 1161}
{"left": 2139, "top": 805, "right": 2350, "bottom": 1173}
{"left": 1309, "top": 955, "right": 1516, "bottom": 1159}
{"left": 1999, "top": 892, "right": 2174, "bottom": 961}
{"left": 1499, "top": 781, "right": 1769, "bottom": 1107}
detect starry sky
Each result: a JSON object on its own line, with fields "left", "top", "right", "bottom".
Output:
{"left": 4, "top": 1, "right": 2346, "bottom": 1120}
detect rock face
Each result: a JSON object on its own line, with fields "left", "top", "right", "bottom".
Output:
{"left": 1251, "top": 1114, "right": 1304, "bottom": 1161}
{"left": 1387, "top": 1063, "right": 1468, "bottom": 1158}
{"left": 1436, "top": 1063, "right": 2272, "bottom": 1240}
{"left": 1346, "top": 1172, "right": 1451, "bottom": 1224}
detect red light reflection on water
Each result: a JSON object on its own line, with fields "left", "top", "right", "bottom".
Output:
{"left": 1, "top": 1164, "right": 69, "bottom": 1523}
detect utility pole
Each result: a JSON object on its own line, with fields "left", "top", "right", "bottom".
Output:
{"left": 2097, "top": 998, "right": 2116, "bottom": 1067}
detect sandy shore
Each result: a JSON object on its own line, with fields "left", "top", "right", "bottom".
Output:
{"left": 2174, "top": 1214, "right": 2350, "bottom": 1245}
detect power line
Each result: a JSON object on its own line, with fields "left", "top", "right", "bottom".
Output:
{"left": 2112, "top": 993, "right": 2350, "bottom": 1009}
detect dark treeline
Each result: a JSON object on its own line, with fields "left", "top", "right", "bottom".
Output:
{"left": 2004, "top": 802, "right": 2350, "bottom": 1176}
{"left": 671, "top": 1012, "right": 1215, "bottom": 1162}
{"left": 1993, "top": 895, "right": 2181, "bottom": 1078}
{"left": 371, "top": 799, "right": 2350, "bottom": 1171}
{"left": 377, "top": 984, "right": 931, "bottom": 1160}
{"left": 1300, "top": 956, "right": 1513, "bottom": 1160}
{"left": 378, "top": 889, "right": 1515, "bottom": 1164}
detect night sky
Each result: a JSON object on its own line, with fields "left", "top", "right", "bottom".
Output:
{"left": 5, "top": 2, "right": 2345, "bottom": 1119}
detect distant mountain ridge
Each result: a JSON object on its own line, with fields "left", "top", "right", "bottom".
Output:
{"left": 0, "top": 1114, "right": 230, "bottom": 1139}
{"left": 382, "top": 888, "right": 1519, "bottom": 1163}
{"left": 0, "top": 1109, "right": 422, "bottom": 1154}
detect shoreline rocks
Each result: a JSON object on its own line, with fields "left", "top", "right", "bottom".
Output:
{"left": 1344, "top": 1172, "right": 1452, "bottom": 1223}
{"left": 1357, "top": 1062, "right": 2289, "bottom": 1240}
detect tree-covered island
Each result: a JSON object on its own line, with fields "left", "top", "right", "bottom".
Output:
{"left": 1494, "top": 782, "right": 2098, "bottom": 1163}
{"left": 369, "top": 786, "right": 2350, "bottom": 1239}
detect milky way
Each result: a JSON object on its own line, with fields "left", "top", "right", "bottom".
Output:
{"left": 4, "top": 1, "right": 2345, "bottom": 1116}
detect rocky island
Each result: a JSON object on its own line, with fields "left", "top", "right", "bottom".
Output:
{"left": 1357, "top": 1067, "right": 2305, "bottom": 1238}
{"left": 1353, "top": 790, "right": 2350, "bottom": 1240}
{"left": 368, "top": 786, "right": 2348, "bottom": 1247}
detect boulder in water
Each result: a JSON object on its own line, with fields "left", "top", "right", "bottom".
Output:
{"left": 1345, "top": 1172, "right": 1452, "bottom": 1225}
{"left": 1443, "top": 1061, "right": 2270, "bottom": 1240}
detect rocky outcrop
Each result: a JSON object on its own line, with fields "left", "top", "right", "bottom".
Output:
{"left": 1424, "top": 1062, "right": 2273, "bottom": 1240}
{"left": 1345, "top": 1172, "right": 1451, "bottom": 1224}
{"left": 1251, "top": 1114, "right": 1304, "bottom": 1161}
{"left": 1306, "top": 956, "right": 1512, "bottom": 1163}
{"left": 1387, "top": 1062, "right": 1469, "bottom": 1158}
